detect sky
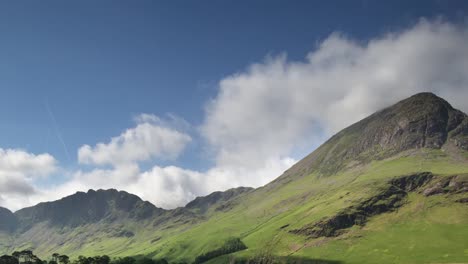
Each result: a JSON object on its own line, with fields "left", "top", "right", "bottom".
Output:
{"left": 1, "top": 0, "right": 468, "bottom": 211}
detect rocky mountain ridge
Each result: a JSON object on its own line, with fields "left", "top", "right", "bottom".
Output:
{"left": 277, "top": 92, "right": 468, "bottom": 179}
{"left": 0, "top": 186, "right": 253, "bottom": 234}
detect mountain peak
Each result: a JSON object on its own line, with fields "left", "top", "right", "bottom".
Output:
{"left": 14, "top": 189, "right": 164, "bottom": 229}
{"left": 279, "top": 92, "right": 468, "bottom": 178}
{"left": 408, "top": 91, "right": 442, "bottom": 99}
{"left": 396, "top": 92, "right": 454, "bottom": 111}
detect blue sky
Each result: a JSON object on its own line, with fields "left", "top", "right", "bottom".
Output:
{"left": 1, "top": 1, "right": 468, "bottom": 210}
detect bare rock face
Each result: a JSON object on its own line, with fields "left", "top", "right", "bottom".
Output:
{"left": 337, "top": 92, "right": 468, "bottom": 162}
{"left": 422, "top": 175, "right": 468, "bottom": 196}
{"left": 450, "top": 116, "right": 468, "bottom": 150}
{"left": 422, "top": 182, "right": 446, "bottom": 196}
{"left": 278, "top": 93, "right": 468, "bottom": 177}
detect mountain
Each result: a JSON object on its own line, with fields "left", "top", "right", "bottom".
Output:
{"left": 1, "top": 93, "right": 467, "bottom": 264}
{"left": 15, "top": 189, "right": 164, "bottom": 230}
{"left": 185, "top": 187, "right": 253, "bottom": 214}
{"left": 0, "top": 187, "right": 250, "bottom": 258}
{"left": 0, "top": 207, "right": 17, "bottom": 232}
{"left": 277, "top": 92, "right": 468, "bottom": 179}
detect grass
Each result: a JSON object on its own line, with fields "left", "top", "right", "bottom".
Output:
{"left": 2, "top": 149, "right": 467, "bottom": 264}
{"left": 292, "top": 193, "right": 468, "bottom": 264}
{"left": 142, "top": 149, "right": 468, "bottom": 263}
{"left": 463, "top": 150, "right": 468, "bottom": 159}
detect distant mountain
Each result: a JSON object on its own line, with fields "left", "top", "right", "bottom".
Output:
{"left": 15, "top": 189, "right": 164, "bottom": 230}
{"left": 0, "top": 207, "right": 17, "bottom": 232}
{"left": 0, "top": 186, "right": 250, "bottom": 257}
{"left": 186, "top": 187, "right": 253, "bottom": 214}
{"left": 1, "top": 93, "right": 467, "bottom": 264}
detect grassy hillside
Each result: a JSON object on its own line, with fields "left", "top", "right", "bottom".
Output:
{"left": 2, "top": 93, "right": 467, "bottom": 264}
{"left": 9, "top": 149, "right": 463, "bottom": 263}
{"left": 144, "top": 149, "right": 468, "bottom": 263}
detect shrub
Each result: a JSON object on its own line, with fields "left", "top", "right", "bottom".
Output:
{"left": 194, "top": 238, "right": 247, "bottom": 264}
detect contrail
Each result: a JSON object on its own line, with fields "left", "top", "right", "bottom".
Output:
{"left": 45, "top": 98, "right": 71, "bottom": 163}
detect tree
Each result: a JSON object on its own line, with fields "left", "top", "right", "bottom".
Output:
{"left": 0, "top": 255, "right": 19, "bottom": 264}
{"left": 31, "top": 256, "right": 42, "bottom": 264}
{"left": 11, "top": 253, "right": 20, "bottom": 261}
{"left": 57, "top": 256, "right": 69, "bottom": 264}
{"left": 111, "top": 257, "right": 134, "bottom": 264}
{"left": 134, "top": 258, "right": 153, "bottom": 264}
{"left": 90, "top": 256, "right": 109, "bottom": 264}
{"left": 51, "top": 254, "right": 59, "bottom": 263}
{"left": 75, "top": 256, "right": 89, "bottom": 264}
{"left": 19, "top": 250, "right": 33, "bottom": 264}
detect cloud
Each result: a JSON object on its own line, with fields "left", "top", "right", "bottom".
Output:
{"left": 26, "top": 164, "right": 142, "bottom": 206}
{"left": 133, "top": 113, "right": 191, "bottom": 132}
{"left": 0, "top": 174, "right": 36, "bottom": 195}
{"left": 4, "top": 19, "right": 468, "bottom": 211}
{"left": 126, "top": 157, "right": 296, "bottom": 208}
{"left": 0, "top": 149, "right": 57, "bottom": 210}
{"left": 50, "top": 156, "right": 295, "bottom": 209}
{"left": 78, "top": 114, "right": 192, "bottom": 166}
{"left": 0, "top": 149, "right": 57, "bottom": 177}
{"left": 201, "top": 19, "right": 468, "bottom": 174}
{"left": 42, "top": 115, "right": 196, "bottom": 209}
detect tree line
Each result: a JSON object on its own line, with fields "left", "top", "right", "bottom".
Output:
{"left": 0, "top": 237, "right": 248, "bottom": 264}
{"left": 0, "top": 251, "right": 168, "bottom": 264}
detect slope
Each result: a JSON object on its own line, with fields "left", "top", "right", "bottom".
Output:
{"left": 1, "top": 93, "right": 467, "bottom": 264}
{"left": 141, "top": 93, "right": 468, "bottom": 263}
{"left": 0, "top": 187, "right": 253, "bottom": 259}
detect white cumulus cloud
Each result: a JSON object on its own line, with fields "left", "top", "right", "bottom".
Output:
{"left": 126, "top": 157, "right": 296, "bottom": 208}
{"left": 0, "top": 149, "right": 57, "bottom": 210}
{"left": 201, "top": 19, "right": 468, "bottom": 176}
{"left": 4, "top": 19, "right": 468, "bottom": 211}
{"left": 78, "top": 114, "right": 192, "bottom": 166}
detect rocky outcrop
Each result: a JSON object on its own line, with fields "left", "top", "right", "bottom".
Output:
{"left": 422, "top": 174, "right": 468, "bottom": 196}
{"left": 290, "top": 173, "right": 434, "bottom": 238}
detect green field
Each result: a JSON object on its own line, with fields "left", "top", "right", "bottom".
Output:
{"left": 6, "top": 149, "right": 463, "bottom": 264}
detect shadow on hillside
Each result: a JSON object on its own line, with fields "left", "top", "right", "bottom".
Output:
{"left": 234, "top": 256, "right": 343, "bottom": 264}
